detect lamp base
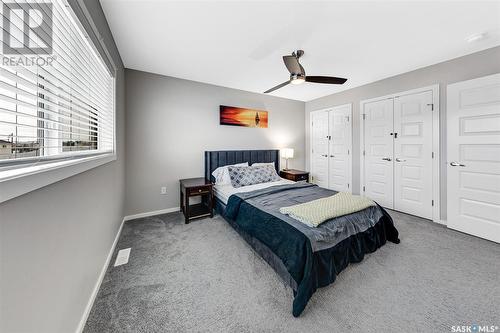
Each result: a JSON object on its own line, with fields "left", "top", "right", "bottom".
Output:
{"left": 284, "top": 158, "right": 290, "bottom": 171}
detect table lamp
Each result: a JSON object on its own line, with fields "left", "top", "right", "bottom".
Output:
{"left": 281, "top": 148, "right": 294, "bottom": 170}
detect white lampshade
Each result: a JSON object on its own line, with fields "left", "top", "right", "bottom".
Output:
{"left": 281, "top": 148, "right": 294, "bottom": 159}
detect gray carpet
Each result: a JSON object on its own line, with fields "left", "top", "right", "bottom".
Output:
{"left": 84, "top": 210, "right": 500, "bottom": 333}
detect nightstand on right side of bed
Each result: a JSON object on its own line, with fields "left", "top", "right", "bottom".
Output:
{"left": 279, "top": 169, "right": 309, "bottom": 182}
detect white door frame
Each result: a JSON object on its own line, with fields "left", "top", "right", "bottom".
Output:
{"left": 310, "top": 103, "right": 353, "bottom": 192}
{"left": 359, "top": 85, "right": 440, "bottom": 222}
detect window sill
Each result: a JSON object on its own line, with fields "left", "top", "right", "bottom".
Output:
{"left": 0, "top": 153, "right": 116, "bottom": 204}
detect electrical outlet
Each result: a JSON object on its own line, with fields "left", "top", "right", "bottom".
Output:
{"left": 160, "top": 186, "right": 167, "bottom": 195}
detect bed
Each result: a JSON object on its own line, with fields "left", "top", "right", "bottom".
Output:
{"left": 205, "top": 149, "right": 400, "bottom": 317}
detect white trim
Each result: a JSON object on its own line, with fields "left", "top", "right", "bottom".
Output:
{"left": 341, "top": 103, "right": 353, "bottom": 193}
{"left": 431, "top": 86, "right": 441, "bottom": 224}
{"left": 359, "top": 84, "right": 441, "bottom": 222}
{"left": 309, "top": 104, "right": 353, "bottom": 192}
{"left": 437, "top": 219, "right": 447, "bottom": 226}
{"left": 359, "top": 110, "right": 365, "bottom": 195}
{"left": 0, "top": 153, "right": 116, "bottom": 203}
{"left": 123, "top": 207, "right": 181, "bottom": 221}
{"left": 309, "top": 110, "right": 316, "bottom": 176}
{"left": 309, "top": 107, "right": 328, "bottom": 185}
{"left": 76, "top": 216, "right": 125, "bottom": 333}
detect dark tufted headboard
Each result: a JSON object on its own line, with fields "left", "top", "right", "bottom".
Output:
{"left": 205, "top": 150, "right": 280, "bottom": 182}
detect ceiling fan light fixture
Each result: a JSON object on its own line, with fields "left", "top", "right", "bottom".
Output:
{"left": 291, "top": 75, "right": 305, "bottom": 85}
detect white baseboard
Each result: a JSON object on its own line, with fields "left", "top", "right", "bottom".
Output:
{"left": 75, "top": 217, "right": 126, "bottom": 333}
{"left": 123, "top": 207, "right": 180, "bottom": 221}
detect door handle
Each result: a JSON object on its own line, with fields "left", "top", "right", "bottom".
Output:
{"left": 382, "top": 157, "right": 392, "bottom": 161}
{"left": 450, "top": 161, "right": 466, "bottom": 167}
{"left": 330, "top": 155, "right": 335, "bottom": 157}
{"left": 322, "top": 154, "right": 328, "bottom": 157}
{"left": 395, "top": 158, "right": 406, "bottom": 162}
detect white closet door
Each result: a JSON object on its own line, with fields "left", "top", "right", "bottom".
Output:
{"left": 363, "top": 99, "right": 394, "bottom": 208}
{"left": 311, "top": 111, "right": 329, "bottom": 188}
{"left": 447, "top": 74, "right": 500, "bottom": 243}
{"left": 328, "top": 105, "right": 352, "bottom": 192}
{"left": 394, "top": 91, "right": 434, "bottom": 219}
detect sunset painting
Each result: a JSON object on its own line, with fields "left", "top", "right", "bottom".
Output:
{"left": 220, "top": 105, "right": 268, "bottom": 128}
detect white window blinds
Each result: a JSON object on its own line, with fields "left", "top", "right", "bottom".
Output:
{"left": 0, "top": 0, "right": 114, "bottom": 166}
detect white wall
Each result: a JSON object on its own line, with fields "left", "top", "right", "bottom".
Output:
{"left": 125, "top": 69, "right": 305, "bottom": 216}
{"left": 305, "top": 46, "right": 500, "bottom": 220}
{"left": 0, "top": 1, "right": 125, "bottom": 332}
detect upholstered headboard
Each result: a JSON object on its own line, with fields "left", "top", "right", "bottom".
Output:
{"left": 204, "top": 150, "right": 280, "bottom": 182}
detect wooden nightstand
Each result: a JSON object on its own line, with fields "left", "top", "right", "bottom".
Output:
{"left": 179, "top": 177, "right": 213, "bottom": 224}
{"left": 279, "top": 169, "right": 310, "bottom": 182}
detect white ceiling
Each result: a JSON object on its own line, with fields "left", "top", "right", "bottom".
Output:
{"left": 100, "top": 1, "right": 500, "bottom": 101}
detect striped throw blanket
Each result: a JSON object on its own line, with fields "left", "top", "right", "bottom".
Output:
{"left": 279, "top": 192, "right": 375, "bottom": 227}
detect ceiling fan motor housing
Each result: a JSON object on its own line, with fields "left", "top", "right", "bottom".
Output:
{"left": 293, "top": 50, "right": 304, "bottom": 58}
{"left": 291, "top": 73, "right": 305, "bottom": 81}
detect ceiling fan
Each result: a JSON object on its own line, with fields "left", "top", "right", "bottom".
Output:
{"left": 264, "top": 50, "right": 347, "bottom": 93}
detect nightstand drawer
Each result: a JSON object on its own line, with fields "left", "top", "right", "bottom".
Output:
{"left": 187, "top": 186, "right": 211, "bottom": 196}
{"left": 295, "top": 174, "right": 309, "bottom": 182}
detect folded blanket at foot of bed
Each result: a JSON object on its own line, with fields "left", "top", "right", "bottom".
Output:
{"left": 279, "top": 192, "right": 375, "bottom": 227}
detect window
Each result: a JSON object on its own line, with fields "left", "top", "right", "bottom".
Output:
{"left": 0, "top": 0, "right": 115, "bottom": 170}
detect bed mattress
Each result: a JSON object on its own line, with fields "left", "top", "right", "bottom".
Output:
{"left": 213, "top": 178, "right": 294, "bottom": 204}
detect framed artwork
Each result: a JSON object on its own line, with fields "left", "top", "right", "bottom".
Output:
{"left": 219, "top": 105, "right": 268, "bottom": 128}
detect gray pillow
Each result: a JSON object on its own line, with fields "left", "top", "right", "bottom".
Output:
{"left": 228, "top": 165, "right": 281, "bottom": 188}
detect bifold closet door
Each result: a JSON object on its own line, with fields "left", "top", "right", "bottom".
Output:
{"left": 311, "top": 111, "right": 329, "bottom": 188}
{"left": 328, "top": 105, "right": 352, "bottom": 192}
{"left": 363, "top": 99, "right": 394, "bottom": 209}
{"left": 393, "top": 91, "right": 434, "bottom": 220}
{"left": 447, "top": 74, "right": 500, "bottom": 243}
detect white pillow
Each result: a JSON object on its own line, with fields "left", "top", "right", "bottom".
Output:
{"left": 212, "top": 162, "right": 248, "bottom": 185}
{"left": 252, "top": 162, "right": 276, "bottom": 168}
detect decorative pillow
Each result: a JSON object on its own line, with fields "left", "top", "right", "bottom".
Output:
{"left": 228, "top": 165, "right": 281, "bottom": 188}
{"left": 212, "top": 162, "right": 248, "bottom": 185}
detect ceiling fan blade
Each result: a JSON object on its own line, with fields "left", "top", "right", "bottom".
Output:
{"left": 283, "top": 55, "right": 304, "bottom": 75}
{"left": 305, "top": 76, "right": 347, "bottom": 84}
{"left": 299, "top": 63, "right": 305, "bottom": 75}
{"left": 264, "top": 80, "right": 291, "bottom": 93}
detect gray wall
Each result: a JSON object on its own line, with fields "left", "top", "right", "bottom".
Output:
{"left": 305, "top": 46, "right": 500, "bottom": 220}
{"left": 125, "top": 69, "right": 305, "bottom": 216}
{"left": 0, "top": 1, "right": 125, "bottom": 332}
